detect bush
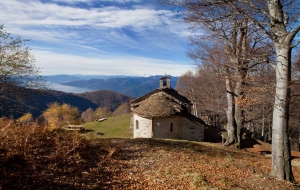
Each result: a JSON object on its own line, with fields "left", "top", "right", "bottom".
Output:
{"left": 0, "top": 117, "right": 82, "bottom": 165}
{"left": 17, "top": 113, "right": 33, "bottom": 124}
{"left": 43, "top": 103, "right": 80, "bottom": 130}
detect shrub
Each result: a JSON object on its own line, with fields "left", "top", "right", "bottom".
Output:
{"left": 0, "top": 117, "right": 82, "bottom": 166}
{"left": 17, "top": 113, "right": 33, "bottom": 125}
{"left": 43, "top": 102, "right": 80, "bottom": 130}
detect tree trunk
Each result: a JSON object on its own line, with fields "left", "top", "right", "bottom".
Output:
{"left": 234, "top": 79, "right": 243, "bottom": 148}
{"left": 262, "top": 102, "right": 265, "bottom": 139}
{"left": 269, "top": 43, "right": 295, "bottom": 182}
{"left": 225, "top": 75, "right": 236, "bottom": 145}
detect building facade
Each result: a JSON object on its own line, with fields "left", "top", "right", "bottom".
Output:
{"left": 130, "top": 76, "right": 205, "bottom": 141}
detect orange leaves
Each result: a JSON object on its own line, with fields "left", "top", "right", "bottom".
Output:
{"left": 235, "top": 85, "right": 270, "bottom": 110}
{"left": 236, "top": 96, "right": 261, "bottom": 109}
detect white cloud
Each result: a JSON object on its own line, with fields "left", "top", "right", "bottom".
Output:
{"left": 0, "top": 0, "right": 191, "bottom": 76}
{"left": 8, "top": 27, "right": 80, "bottom": 42}
{"left": 0, "top": 0, "right": 181, "bottom": 44}
{"left": 33, "top": 50, "right": 191, "bottom": 76}
{"left": 0, "top": 1, "right": 173, "bottom": 28}
{"left": 52, "top": 0, "right": 94, "bottom": 3}
{"left": 52, "top": 0, "right": 142, "bottom": 4}
{"left": 100, "top": 0, "right": 142, "bottom": 3}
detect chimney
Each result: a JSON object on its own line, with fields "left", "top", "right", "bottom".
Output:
{"left": 159, "top": 76, "right": 171, "bottom": 88}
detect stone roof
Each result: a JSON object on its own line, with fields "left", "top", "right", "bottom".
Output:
{"left": 131, "top": 88, "right": 192, "bottom": 118}
{"left": 182, "top": 112, "right": 207, "bottom": 126}
{"left": 131, "top": 88, "right": 191, "bottom": 106}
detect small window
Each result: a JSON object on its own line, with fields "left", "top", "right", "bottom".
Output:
{"left": 170, "top": 122, "right": 173, "bottom": 132}
{"left": 136, "top": 120, "right": 139, "bottom": 130}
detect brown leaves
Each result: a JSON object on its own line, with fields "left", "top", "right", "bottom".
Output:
{"left": 0, "top": 129, "right": 299, "bottom": 189}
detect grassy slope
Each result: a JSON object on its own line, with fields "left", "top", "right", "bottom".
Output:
{"left": 83, "top": 114, "right": 132, "bottom": 139}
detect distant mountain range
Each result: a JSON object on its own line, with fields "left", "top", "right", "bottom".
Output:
{"left": 60, "top": 75, "right": 179, "bottom": 97}
{"left": 44, "top": 74, "right": 130, "bottom": 83}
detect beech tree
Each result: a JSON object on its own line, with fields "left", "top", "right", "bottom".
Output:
{"left": 0, "top": 25, "right": 43, "bottom": 116}
{"left": 188, "top": 25, "right": 273, "bottom": 148}
{"left": 161, "top": 0, "right": 300, "bottom": 181}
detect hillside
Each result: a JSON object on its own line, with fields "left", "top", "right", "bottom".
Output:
{"left": 83, "top": 114, "right": 132, "bottom": 139}
{"left": 1, "top": 88, "right": 132, "bottom": 118}
{"left": 62, "top": 76, "right": 179, "bottom": 97}
{"left": 75, "top": 90, "right": 134, "bottom": 111}
{"left": 24, "top": 90, "right": 99, "bottom": 117}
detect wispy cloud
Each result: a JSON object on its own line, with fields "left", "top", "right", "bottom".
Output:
{"left": 33, "top": 50, "right": 191, "bottom": 76}
{"left": 101, "top": 0, "right": 142, "bottom": 3}
{"left": 0, "top": 0, "right": 184, "bottom": 44}
{"left": 0, "top": 1, "right": 174, "bottom": 29}
{"left": 0, "top": 0, "right": 191, "bottom": 76}
{"left": 52, "top": 0, "right": 95, "bottom": 3}
{"left": 52, "top": 0, "right": 142, "bottom": 4}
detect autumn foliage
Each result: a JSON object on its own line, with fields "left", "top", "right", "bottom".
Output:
{"left": 43, "top": 103, "right": 80, "bottom": 130}
{"left": 92, "top": 107, "right": 112, "bottom": 120}
{"left": 0, "top": 125, "right": 299, "bottom": 189}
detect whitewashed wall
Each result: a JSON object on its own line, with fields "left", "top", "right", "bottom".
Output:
{"left": 133, "top": 114, "right": 152, "bottom": 138}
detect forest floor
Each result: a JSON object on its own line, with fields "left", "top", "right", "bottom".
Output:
{"left": 0, "top": 137, "right": 300, "bottom": 190}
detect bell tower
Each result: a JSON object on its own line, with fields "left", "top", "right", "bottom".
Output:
{"left": 159, "top": 76, "right": 171, "bottom": 88}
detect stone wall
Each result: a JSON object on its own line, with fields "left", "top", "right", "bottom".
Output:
{"left": 152, "top": 116, "right": 181, "bottom": 139}
{"left": 179, "top": 117, "right": 204, "bottom": 141}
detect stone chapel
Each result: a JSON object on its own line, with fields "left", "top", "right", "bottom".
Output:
{"left": 130, "top": 76, "right": 205, "bottom": 141}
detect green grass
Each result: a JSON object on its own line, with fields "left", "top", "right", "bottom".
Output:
{"left": 82, "top": 114, "right": 132, "bottom": 139}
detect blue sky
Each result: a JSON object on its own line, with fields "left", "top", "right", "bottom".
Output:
{"left": 0, "top": 0, "right": 194, "bottom": 76}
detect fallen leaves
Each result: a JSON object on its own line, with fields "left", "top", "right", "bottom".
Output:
{"left": 0, "top": 137, "right": 299, "bottom": 189}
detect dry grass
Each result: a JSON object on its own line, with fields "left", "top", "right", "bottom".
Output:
{"left": 0, "top": 118, "right": 299, "bottom": 189}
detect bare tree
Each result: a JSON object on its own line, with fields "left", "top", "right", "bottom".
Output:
{"left": 176, "top": 67, "right": 226, "bottom": 126}
{"left": 161, "top": 0, "right": 300, "bottom": 181}
{"left": 188, "top": 24, "right": 273, "bottom": 148}
{"left": 228, "top": 0, "right": 300, "bottom": 181}
{"left": 81, "top": 108, "right": 94, "bottom": 123}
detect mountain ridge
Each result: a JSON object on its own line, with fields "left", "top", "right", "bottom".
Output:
{"left": 61, "top": 75, "right": 179, "bottom": 97}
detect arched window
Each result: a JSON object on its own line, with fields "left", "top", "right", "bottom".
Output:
{"left": 170, "top": 122, "right": 173, "bottom": 132}
{"left": 136, "top": 120, "right": 139, "bottom": 130}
